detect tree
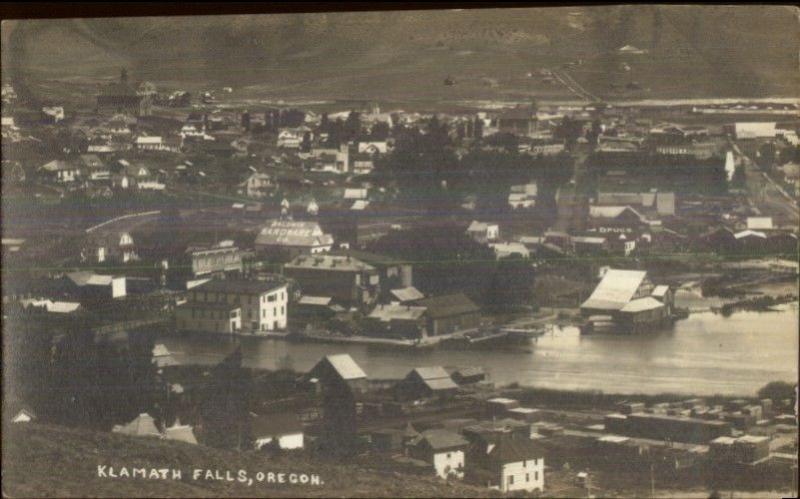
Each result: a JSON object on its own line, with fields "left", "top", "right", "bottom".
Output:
{"left": 487, "top": 256, "right": 536, "bottom": 310}
{"left": 757, "top": 381, "right": 795, "bottom": 402}
{"left": 201, "top": 345, "right": 252, "bottom": 450}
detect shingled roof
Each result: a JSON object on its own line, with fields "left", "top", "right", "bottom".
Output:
{"left": 415, "top": 293, "right": 480, "bottom": 319}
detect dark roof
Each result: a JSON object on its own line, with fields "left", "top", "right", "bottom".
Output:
{"left": 415, "top": 429, "right": 468, "bottom": 451}
{"left": 193, "top": 278, "right": 285, "bottom": 295}
{"left": 415, "top": 293, "right": 480, "bottom": 319}
{"left": 99, "top": 81, "right": 140, "bottom": 98}
{"left": 498, "top": 106, "right": 536, "bottom": 121}
{"left": 485, "top": 434, "right": 545, "bottom": 464}
{"left": 331, "top": 249, "right": 405, "bottom": 267}
{"left": 251, "top": 412, "right": 302, "bottom": 437}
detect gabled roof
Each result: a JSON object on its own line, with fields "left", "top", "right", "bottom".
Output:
{"left": 416, "top": 293, "right": 480, "bottom": 319}
{"left": 407, "top": 366, "right": 459, "bottom": 392}
{"left": 112, "top": 413, "right": 160, "bottom": 437}
{"left": 734, "top": 230, "right": 767, "bottom": 240}
{"left": 298, "top": 295, "right": 333, "bottom": 306}
{"left": 580, "top": 269, "right": 648, "bottom": 311}
{"left": 390, "top": 286, "right": 425, "bottom": 302}
{"left": 66, "top": 271, "right": 115, "bottom": 287}
{"left": 414, "top": 429, "right": 468, "bottom": 451}
{"left": 368, "top": 303, "right": 427, "bottom": 322}
{"left": 164, "top": 424, "right": 197, "bottom": 444}
{"left": 589, "top": 205, "right": 647, "bottom": 222}
{"left": 485, "top": 434, "right": 545, "bottom": 463}
{"left": 312, "top": 354, "right": 367, "bottom": 381}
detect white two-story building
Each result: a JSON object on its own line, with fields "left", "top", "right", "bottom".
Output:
{"left": 176, "top": 279, "right": 288, "bottom": 334}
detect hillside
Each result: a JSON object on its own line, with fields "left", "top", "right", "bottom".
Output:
{"left": 3, "top": 423, "right": 494, "bottom": 498}
{"left": 2, "top": 5, "right": 798, "bottom": 104}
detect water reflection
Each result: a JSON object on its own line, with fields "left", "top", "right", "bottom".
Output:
{"left": 159, "top": 304, "right": 798, "bottom": 397}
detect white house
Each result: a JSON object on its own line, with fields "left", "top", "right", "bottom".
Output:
{"left": 240, "top": 172, "right": 274, "bottom": 198}
{"left": 734, "top": 122, "right": 777, "bottom": 140}
{"left": 468, "top": 434, "right": 545, "bottom": 493}
{"left": 135, "top": 136, "right": 164, "bottom": 151}
{"left": 11, "top": 408, "right": 37, "bottom": 424}
{"left": 407, "top": 429, "right": 468, "bottom": 480}
{"left": 508, "top": 183, "right": 538, "bottom": 209}
{"left": 466, "top": 221, "right": 500, "bottom": 244}
{"left": 176, "top": 279, "right": 288, "bottom": 334}
{"left": 252, "top": 412, "right": 304, "bottom": 451}
{"left": 41, "top": 160, "right": 80, "bottom": 183}
{"left": 746, "top": 216, "right": 773, "bottom": 230}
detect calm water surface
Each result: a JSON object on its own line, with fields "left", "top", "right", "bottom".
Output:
{"left": 159, "top": 303, "right": 798, "bottom": 397}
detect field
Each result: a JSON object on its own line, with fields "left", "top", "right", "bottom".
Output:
{"left": 3, "top": 423, "right": 495, "bottom": 498}
{"left": 3, "top": 6, "right": 798, "bottom": 107}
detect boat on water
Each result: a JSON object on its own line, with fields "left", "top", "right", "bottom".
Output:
{"left": 439, "top": 325, "right": 546, "bottom": 349}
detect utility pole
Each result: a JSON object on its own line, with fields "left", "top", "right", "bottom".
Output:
{"left": 650, "top": 461, "right": 655, "bottom": 499}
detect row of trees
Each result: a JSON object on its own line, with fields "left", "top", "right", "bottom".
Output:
{"left": 368, "top": 224, "right": 535, "bottom": 309}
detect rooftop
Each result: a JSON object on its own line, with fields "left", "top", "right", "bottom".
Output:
{"left": 580, "top": 269, "right": 649, "bottom": 312}
{"left": 415, "top": 293, "right": 480, "bottom": 319}
{"left": 192, "top": 279, "right": 286, "bottom": 296}
{"left": 286, "top": 255, "right": 374, "bottom": 273}
{"left": 368, "top": 303, "right": 427, "bottom": 322}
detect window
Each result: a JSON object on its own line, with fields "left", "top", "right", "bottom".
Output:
{"left": 446, "top": 452, "right": 451, "bottom": 459}
{"left": 508, "top": 476, "right": 514, "bottom": 486}
{"left": 267, "top": 294, "right": 276, "bottom": 302}
{"left": 526, "top": 473, "right": 529, "bottom": 483}
{"left": 281, "top": 306, "right": 284, "bottom": 315}
{"left": 273, "top": 307, "right": 277, "bottom": 316}
{"left": 523, "top": 460, "right": 526, "bottom": 468}
{"left": 534, "top": 472, "right": 538, "bottom": 481}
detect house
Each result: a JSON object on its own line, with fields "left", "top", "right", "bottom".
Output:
{"left": 746, "top": 217, "right": 773, "bottom": 230}
{"left": 79, "top": 154, "right": 110, "bottom": 181}
{"left": 255, "top": 219, "right": 334, "bottom": 256}
{"left": 240, "top": 172, "right": 274, "bottom": 198}
{"left": 407, "top": 429, "right": 469, "bottom": 480}
{"left": 497, "top": 106, "right": 538, "bottom": 137}
{"left": 11, "top": 407, "right": 37, "bottom": 424}
{"left": 351, "top": 153, "right": 375, "bottom": 175}
{"left": 284, "top": 254, "right": 379, "bottom": 308}
{"left": 252, "top": 412, "right": 304, "bottom": 451}
{"left": 83, "top": 231, "right": 137, "bottom": 264}
{"left": 135, "top": 136, "right": 165, "bottom": 151}
{"left": 508, "top": 183, "right": 538, "bottom": 209}
{"left": 366, "top": 303, "right": 428, "bottom": 339}
{"left": 397, "top": 366, "right": 459, "bottom": 400}
{"left": 277, "top": 128, "right": 304, "bottom": 149}
{"left": 452, "top": 367, "right": 486, "bottom": 385}
{"left": 733, "top": 122, "right": 777, "bottom": 140}
{"left": 415, "top": 293, "right": 481, "bottom": 336}
{"left": 97, "top": 69, "right": 152, "bottom": 116}
{"left": 588, "top": 206, "right": 654, "bottom": 245}
{"left": 489, "top": 242, "right": 530, "bottom": 260}
{"left": 41, "top": 106, "right": 65, "bottom": 123}
{"left": 310, "top": 145, "right": 350, "bottom": 173}
{"left": 163, "top": 422, "right": 198, "bottom": 445}
{"left": 466, "top": 221, "right": 500, "bottom": 244}
{"left": 307, "top": 354, "right": 367, "bottom": 456}
{"left": 332, "top": 249, "right": 414, "bottom": 290}
{"left": 188, "top": 242, "right": 243, "bottom": 278}
{"left": 467, "top": 433, "right": 545, "bottom": 493}
{"left": 112, "top": 413, "right": 161, "bottom": 438}
{"left": 40, "top": 160, "right": 80, "bottom": 183}
{"left": 344, "top": 188, "right": 368, "bottom": 200}
{"left": 176, "top": 278, "right": 288, "bottom": 334}
{"left": 152, "top": 344, "right": 178, "bottom": 369}
{"left": 596, "top": 191, "right": 676, "bottom": 217}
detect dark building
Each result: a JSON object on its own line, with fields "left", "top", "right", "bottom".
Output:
{"left": 395, "top": 366, "right": 459, "bottom": 401}
{"left": 96, "top": 69, "right": 152, "bottom": 116}
{"left": 307, "top": 354, "right": 367, "bottom": 457}
{"left": 497, "top": 105, "right": 538, "bottom": 136}
{"left": 414, "top": 293, "right": 481, "bottom": 336}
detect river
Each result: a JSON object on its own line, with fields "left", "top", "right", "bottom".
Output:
{"left": 158, "top": 303, "right": 798, "bottom": 398}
